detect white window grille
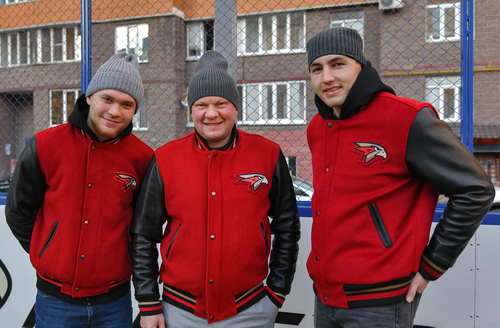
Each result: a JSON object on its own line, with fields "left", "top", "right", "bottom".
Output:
{"left": 425, "top": 76, "right": 461, "bottom": 123}
{"left": 115, "top": 24, "right": 149, "bottom": 63}
{"left": 240, "top": 81, "right": 307, "bottom": 125}
{"left": 237, "top": 11, "right": 306, "bottom": 56}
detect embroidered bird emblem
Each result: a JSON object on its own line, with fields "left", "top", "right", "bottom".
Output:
{"left": 353, "top": 142, "right": 388, "bottom": 164}
{"left": 114, "top": 173, "right": 137, "bottom": 192}
{"left": 235, "top": 173, "right": 269, "bottom": 192}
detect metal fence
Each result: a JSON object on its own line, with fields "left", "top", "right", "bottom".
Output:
{"left": 0, "top": 0, "right": 473, "bottom": 190}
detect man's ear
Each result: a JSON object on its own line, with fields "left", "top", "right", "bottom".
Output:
{"left": 86, "top": 95, "right": 92, "bottom": 106}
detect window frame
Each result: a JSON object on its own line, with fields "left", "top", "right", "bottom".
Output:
{"left": 330, "top": 10, "right": 365, "bottom": 40}
{"left": 115, "top": 24, "right": 149, "bottom": 63}
{"left": 186, "top": 20, "right": 214, "bottom": 61}
{"left": 237, "top": 11, "right": 306, "bottom": 57}
{"left": 239, "top": 80, "right": 307, "bottom": 126}
{"left": 425, "top": 75, "right": 461, "bottom": 123}
{"left": 4, "top": 27, "right": 80, "bottom": 66}
{"left": 49, "top": 89, "right": 80, "bottom": 126}
{"left": 425, "top": 2, "right": 461, "bottom": 43}
{"left": 132, "top": 91, "right": 149, "bottom": 131}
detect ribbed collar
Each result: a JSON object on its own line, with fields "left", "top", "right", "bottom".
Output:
{"left": 194, "top": 125, "right": 239, "bottom": 151}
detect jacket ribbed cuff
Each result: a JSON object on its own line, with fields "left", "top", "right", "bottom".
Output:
{"left": 138, "top": 301, "right": 163, "bottom": 316}
{"left": 265, "top": 287, "right": 285, "bottom": 308}
{"left": 418, "top": 255, "right": 447, "bottom": 281}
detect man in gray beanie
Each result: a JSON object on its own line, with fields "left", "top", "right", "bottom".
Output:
{"left": 6, "top": 52, "right": 153, "bottom": 328}
{"left": 130, "top": 50, "right": 301, "bottom": 328}
{"left": 306, "top": 27, "right": 493, "bottom": 327}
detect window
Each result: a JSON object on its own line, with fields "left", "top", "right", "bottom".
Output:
{"left": 2, "top": 27, "right": 80, "bottom": 66}
{"left": 240, "top": 81, "right": 306, "bottom": 125}
{"left": 39, "top": 27, "right": 81, "bottom": 63}
{"left": 116, "top": 24, "right": 149, "bottom": 62}
{"left": 330, "top": 11, "right": 364, "bottom": 40}
{"left": 133, "top": 92, "right": 149, "bottom": 131}
{"left": 50, "top": 89, "right": 79, "bottom": 126}
{"left": 186, "top": 20, "right": 214, "bottom": 59}
{"left": 425, "top": 76, "right": 461, "bottom": 123}
{"left": 426, "top": 2, "right": 460, "bottom": 42}
{"left": 5, "top": 0, "right": 30, "bottom": 3}
{"left": 237, "top": 11, "right": 305, "bottom": 56}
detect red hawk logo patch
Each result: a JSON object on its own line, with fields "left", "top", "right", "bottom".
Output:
{"left": 353, "top": 142, "right": 388, "bottom": 164}
{"left": 235, "top": 173, "right": 269, "bottom": 192}
{"left": 114, "top": 173, "right": 138, "bottom": 192}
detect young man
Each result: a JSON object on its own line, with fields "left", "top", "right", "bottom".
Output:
{"left": 130, "top": 50, "right": 301, "bottom": 328}
{"left": 6, "top": 53, "right": 154, "bottom": 328}
{"left": 306, "top": 27, "right": 494, "bottom": 327}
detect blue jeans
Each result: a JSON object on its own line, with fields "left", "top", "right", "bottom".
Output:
{"left": 35, "top": 290, "right": 133, "bottom": 328}
{"left": 314, "top": 293, "right": 422, "bottom": 328}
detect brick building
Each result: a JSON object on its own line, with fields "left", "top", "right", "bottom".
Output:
{"left": 1, "top": 0, "right": 499, "bottom": 183}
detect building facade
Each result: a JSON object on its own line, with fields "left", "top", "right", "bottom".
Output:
{"left": 1, "top": 0, "right": 499, "bottom": 184}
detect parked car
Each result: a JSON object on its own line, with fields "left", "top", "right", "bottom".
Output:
{"left": 292, "top": 177, "right": 314, "bottom": 202}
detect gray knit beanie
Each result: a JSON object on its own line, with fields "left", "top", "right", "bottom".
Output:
{"left": 86, "top": 52, "right": 144, "bottom": 111}
{"left": 188, "top": 50, "right": 240, "bottom": 111}
{"left": 307, "top": 27, "right": 366, "bottom": 67}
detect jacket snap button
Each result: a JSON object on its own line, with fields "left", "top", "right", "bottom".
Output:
{"left": 209, "top": 279, "right": 214, "bottom": 284}
{"left": 328, "top": 122, "right": 332, "bottom": 127}
{"left": 88, "top": 184, "right": 92, "bottom": 188}
{"left": 84, "top": 221, "right": 89, "bottom": 225}
{"left": 210, "top": 316, "right": 214, "bottom": 321}
{"left": 211, "top": 191, "right": 216, "bottom": 196}
{"left": 316, "top": 256, "right": 319, "bottom": 261}
{"left": 324, "top": 297, "right": 328, "bottom": 302}
{"left": 80, "top": 255, "right": 85, "bottom": 259}
{"left": 92, "top": 146, "right": 95, "bottom": 150}
{"left": 210, "top": 235, "right": 215, "bottom": 240}
{"left": 325, "top": 168, "right": 329, "bottom": 172}
{"left": 316, "top": 212, "right": 319, "bottom": 216}
{"left": 75, "top": 288, "right": 79, "bottom": 292}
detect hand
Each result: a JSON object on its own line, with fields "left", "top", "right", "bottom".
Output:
{"left": 273, "top": 304, "right": 279, "bottom": 316}
{"left": 406, "top": 272, "right": 429, "bottom": 303}
{"left": 140, "top": 314, "right": 165, "bottom": 328}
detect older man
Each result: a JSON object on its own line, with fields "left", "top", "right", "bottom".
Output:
{"left": 130, "top": 50, "right": 301, "bottom": 328}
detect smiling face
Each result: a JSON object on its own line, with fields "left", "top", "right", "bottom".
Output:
{"left": 191, "top": 96, "right": 237, "bottom": 149}
{"left": 86, "top": 89, "right": 136, "bottom": 142}
{"left": 310, "top": 54, "right": 362, "bottom": 117}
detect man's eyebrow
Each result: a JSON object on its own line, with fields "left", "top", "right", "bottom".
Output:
{"left": 326, "top": 56, "right": 345, "bottom": 65}
{"left": 311, "top": 55, "right": 346, "bottom": 68}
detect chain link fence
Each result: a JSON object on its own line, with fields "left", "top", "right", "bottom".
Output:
{"left": 0, "top": 0, "right": 471, "bottom": 194}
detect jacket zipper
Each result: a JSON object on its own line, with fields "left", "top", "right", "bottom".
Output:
{"left": 368, "top": 204, "right": 393, "bottom": 248}
{"left": 166, "top": 224, "right": 181, "bottom": 259}
{"left": 39, "top": 220, "right": 59, "bottom": 258}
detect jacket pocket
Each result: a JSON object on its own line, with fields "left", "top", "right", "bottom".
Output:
{"left": 166, "top": 224, "right": 181, "bottom": 260}
{"left": 39, "top": 220, "right": 59, "bottom": 259}
{"left": 368, "top": 204, "right": 393, "bottom": 248}
{"left": 126, "top": 225, "right": 131, "bottom": 257}
{"left": 260, "top": 223, "right": 269, "bottom": 255}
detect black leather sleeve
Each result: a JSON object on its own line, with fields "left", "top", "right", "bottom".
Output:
{"left": 5, "top": 137, "right": 45, "bottom": 253}
{"left": 130, "top": 155, "right": 168, "bottom": 302}
{"left": 406, "top": 107, "right": 494, "bottom": 272}
{"left": 266, "top": 150, "right": 301, "bottom": 296}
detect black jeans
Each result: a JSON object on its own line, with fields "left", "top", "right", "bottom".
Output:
{"left": 314, "top": 293, "right": 422, "bottom": 328}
